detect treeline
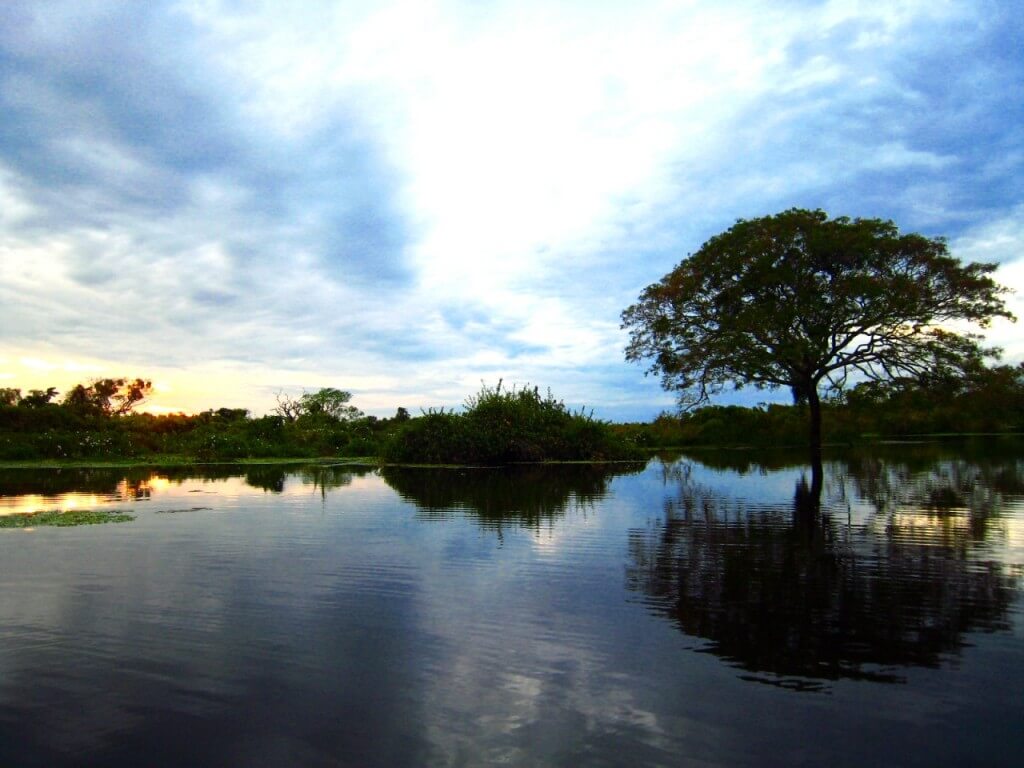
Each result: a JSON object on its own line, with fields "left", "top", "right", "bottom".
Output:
{"left": 0, "top": 379, "right": 639, "bottom": 463}
{"left": 615, "top": 363, "right": 1024, "bottom": 448}
{"left": 0, "top": 381, "right": 395, "bottom": 461}
{"left": 2, "top": 365, "right": 1021, "bottom": 461}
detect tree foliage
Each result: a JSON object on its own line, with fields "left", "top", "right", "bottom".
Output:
{"left": 382, "top": 381, "right": 639, "bottom": 464}
{"left": 20, "top": 387, "right": 59, "bottom": 407}
{"left": 299, "top": 388, "right": 363, "bottom": 421}
{"left": 63, "top": 378, "right": 153, "bottom": 416}
{"left": 622, "top": 209, "right": 1015, "bottom": 450}
{"left": 273, "top": 388, "right": 363, "bottom": 422}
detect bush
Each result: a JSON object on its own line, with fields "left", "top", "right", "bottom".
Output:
{"left": 382, "top": 383, "right": 641, "bottom": 464}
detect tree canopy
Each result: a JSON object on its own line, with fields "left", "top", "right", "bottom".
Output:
{"left": 621, "top": 209, "right": 1015, "bottom": 453}
{"left": 273, "top": 388, "right": 363, "bottom": 422}
{"left": 63, "top": 378, "right": 153, "bottom": 416}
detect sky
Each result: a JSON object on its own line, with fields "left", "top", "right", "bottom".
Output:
{"left": 0, "top": 0, "right": 1021, "bottom": 420}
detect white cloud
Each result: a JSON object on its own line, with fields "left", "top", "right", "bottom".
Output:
{"left": 951, "top": 207, "right": 1024, "bottom": 361}
{"left": 0, "top": 0, "right": 1019, "bottom": 419}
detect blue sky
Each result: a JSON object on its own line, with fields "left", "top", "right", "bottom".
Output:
{"left": 0, "top": 0, "right": 1021, "bottom": 420}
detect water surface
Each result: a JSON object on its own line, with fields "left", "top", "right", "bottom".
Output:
{"left": 0, "top": 447, "right": 1021, "bottom": 766}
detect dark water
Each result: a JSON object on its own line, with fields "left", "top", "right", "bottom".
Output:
{"left": 0, "top": 446, "right": 1021, "bottom": 766}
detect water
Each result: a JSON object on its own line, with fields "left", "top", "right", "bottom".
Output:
{"left": 0, "top": 446, "right": 1021, "bottom": 766}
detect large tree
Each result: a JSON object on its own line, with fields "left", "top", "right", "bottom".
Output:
{"left": 621, "top": 209, "right": 1014, "bottom": 459}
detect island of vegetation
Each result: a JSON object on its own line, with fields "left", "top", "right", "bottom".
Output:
{"left": 1, "top": 210, "right": 1019, "bottom": 467}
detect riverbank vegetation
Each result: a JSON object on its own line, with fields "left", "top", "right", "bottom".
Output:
{"left": 616, "top": 362, "right": 1024, "bottom": 449}
{"left": 1, "top": 363, "right": 1021, "bottom": 464}
{"left": 0, "top": 380, "right": 639, "bottom": 463}
{"left": 4, "top": 360, "right": 1019, "bottom": 462}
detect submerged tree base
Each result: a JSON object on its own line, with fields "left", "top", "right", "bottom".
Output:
{"left": 0, "top": 509, "right": 135, "bottom": 528}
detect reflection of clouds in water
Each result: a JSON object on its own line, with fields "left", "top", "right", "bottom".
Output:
{"left": 0, "top": 477, "right": 429, "bottom": 762}
{"left": 1, "top": 457, "right": 1022, "bottom": 763}
{"left": 418, "top": 625, "right": 679, "bottom": 764}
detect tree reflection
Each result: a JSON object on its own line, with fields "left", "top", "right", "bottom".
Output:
{"left": 243, "top": 465, "right": 288, "bottom": 493}
{"left": 381, "top": 463, "right": 642, "bottom": 533}
{"left": 0, "top": 464, "right": 376, "bottom": 501}
{"left": 626, "top": 455, "right": 1021, "bottom": 688}
{"left": 0, "top": 468, "right": 155, "bottom": 498}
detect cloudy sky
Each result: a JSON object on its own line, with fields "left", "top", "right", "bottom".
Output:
{"left": 0, "top": 0, "right": 1021, "bottom": 419}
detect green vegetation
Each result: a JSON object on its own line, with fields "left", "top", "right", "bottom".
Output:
{"left": 1, "top": 380, "right": 638, "bottom": 465}
{"left": 0, "top": 382, "right": 397, "bottom": 462}
{"left": 381, "top": 382, "right": 641, "bottom": 463}
{"left": 615, "top": 362, "right": 1024, "bottom": 449}
{"left": 622, "top": 209, "right": 1015, "bottom": 457}
{"left": 3, "top": 368, "right": 1022, "bottom": 464}
{"left": 0, "top": 509, "right": 135, "bottom": 528}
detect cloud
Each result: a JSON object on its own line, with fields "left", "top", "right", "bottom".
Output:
{"left": 0, "top": 0, "right": 1020, "bottom": 419}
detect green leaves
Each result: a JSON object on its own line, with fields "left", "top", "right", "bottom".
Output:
{"left": 622, "top": 208, "right": 1014, "bottom": 443}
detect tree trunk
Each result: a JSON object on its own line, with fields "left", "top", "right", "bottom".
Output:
{"left": 806, "top": 384, "right": 822, "bottom": 458}
{"left": 806, "top": 384, "right": 824, "bottom": 499}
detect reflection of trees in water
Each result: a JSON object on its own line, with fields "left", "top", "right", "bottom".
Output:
{"left": 299, "top": 465, "right": 375, "bottom": 497}
{"left": 0, "top": 464, "right": 377, "bottom": 500}
{"left": 381, "top": 464, "right": 642, "bottom": 532}
{"left": 627, "top": 456, "right": 1021, "bottom": 689}
{"left": 245, "top": 465, "right": 375, "bottom": 494}
{"left": 840, "top": 457, "right": 1024, "bottom": 542}
{"left": 0, "top": 468, "right": 155, "bottom": 498}
{"left": 243, "top": 466, "right": 288, "bottom": 493}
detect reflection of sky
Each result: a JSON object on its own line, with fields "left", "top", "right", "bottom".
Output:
{"left": 0, "top": 459, "right": 1022, "bottom": 765}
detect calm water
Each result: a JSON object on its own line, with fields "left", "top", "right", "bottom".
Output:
{"left": 0, "top": 446, "right": 1022, "bottom": 766}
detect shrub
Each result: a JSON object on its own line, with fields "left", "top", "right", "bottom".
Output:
{"left": 382, "top": 383, "right": 641, "bottom": 464}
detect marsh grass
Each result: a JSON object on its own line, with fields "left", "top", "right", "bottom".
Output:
{"left": 0, "top": 509, "right": 135, "bottom": 528}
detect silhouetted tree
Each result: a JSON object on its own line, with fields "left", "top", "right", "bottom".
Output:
{"left": 622, "top": 209, "right": 1014, "bottom": 462}
{"left": 274, "top": 388, "right": 362, "bottom": 422}
{"left": 63, "top": 378, "right": 152, "bottom": 415}
{"left": 19, "top": 387, "right": 59, "bottom": 407}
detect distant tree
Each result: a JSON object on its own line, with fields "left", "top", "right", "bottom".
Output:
{"left": 19, "top": 387, "right": 59, "bottom": 407}
{"left": 273, "top": 391, "right": 303, "bottom": 422}
{"left": 274, "top": 388, "right": 363, "bottom": 422}
{"left": 0, "top": 388, "right": 21, "bottom": 406}
{"left": 214, "top": 408, "right": 250, "bottom": 421}
{"left": 394, "top": 406, "right": 411, "bottom": 422}
{"left": 63, "top": 378, "right": 152, "bottom": 415}
{"left": 299, "top": 388, "right": 363, "bottom": 421}
{"left": 622, "top": 209, "right": 1014, "bottom": 462}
